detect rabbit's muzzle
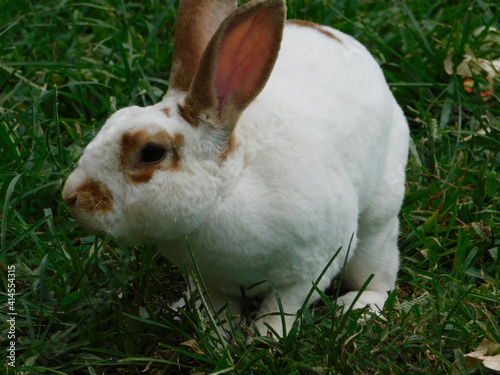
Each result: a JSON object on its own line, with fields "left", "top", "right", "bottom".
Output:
{"left": 62, "top": 173, "right": 114, "bottom": 226}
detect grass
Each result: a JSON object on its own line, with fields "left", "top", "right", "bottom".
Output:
{"left": 1, "top": 0, "right": 499, "bottom": 373}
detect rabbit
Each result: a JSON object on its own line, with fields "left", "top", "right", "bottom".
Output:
{"left": 62, "top": 0, "right": 409, "bottom": 338}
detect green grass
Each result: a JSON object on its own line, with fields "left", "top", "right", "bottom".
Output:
{"left": 1, "top": 0, "right": 499, "bottom": 374}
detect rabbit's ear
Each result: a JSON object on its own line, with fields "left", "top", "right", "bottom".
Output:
{"left": 169, "top": 0, "right": 237, "bottom": 92}
{"left": 184, "top": 0, "right": 286, "bottom": 139}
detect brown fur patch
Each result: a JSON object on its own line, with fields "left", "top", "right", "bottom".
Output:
{"left": 120, "top": 129, "right": 184, "bottom": 184}
{"left": 178, "top": 102, "right": 198, "bottom": 127}
{"left": 75, "top": 179, "right": 114, "bottom": 213}
{"left": 162, "top": 107, "right": 171, "bottom": 117}
{"left": 288, "top": 19, "right": 342, "bottom": 42}
{"left": 219, "top": 133, "right": 237, "bottom": 163}
{"left": 171, "top": 133, "right": 184, "bottom": 168}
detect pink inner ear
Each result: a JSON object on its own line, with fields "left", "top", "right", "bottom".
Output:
{"left": 215, "top": 9, "right": 277, "bottom": 107}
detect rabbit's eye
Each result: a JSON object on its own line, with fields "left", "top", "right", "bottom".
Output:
{"left": 140, "top": 145, "right": 166, "bottom": 163}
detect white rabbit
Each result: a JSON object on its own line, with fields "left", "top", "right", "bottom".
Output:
{"left": 62, "top": 0, "right": 409, "bottom": 337}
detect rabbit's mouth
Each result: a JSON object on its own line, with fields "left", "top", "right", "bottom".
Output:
{"left": 64, "top": 199, "right": 110, "bottom": 237}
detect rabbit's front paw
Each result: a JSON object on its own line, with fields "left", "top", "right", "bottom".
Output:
{"left": 252, "top": 313, "right": 296, "bottom": 339}
{"left": 336, "top": 290, "right": 388, "bottom": 314}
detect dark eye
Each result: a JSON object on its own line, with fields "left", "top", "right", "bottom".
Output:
{"left": 140, "top": 145, "right": 166, "bottom": 163}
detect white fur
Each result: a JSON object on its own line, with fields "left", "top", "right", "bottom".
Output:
{"left": 63, "top": 8, "right": 409, "bottom": 338}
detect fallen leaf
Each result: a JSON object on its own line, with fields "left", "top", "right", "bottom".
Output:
{"left": 181, "top": 339, "right": 205, "bottom": 355}
{"left": 465, "top": 338, "right": 500, "bottom": 372}
{"left": 443, "top": 45, "right": 499, "bottom": 99}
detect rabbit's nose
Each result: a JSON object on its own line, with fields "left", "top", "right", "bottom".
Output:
{"left": 63, "top": 191, "right": 77, "bottom": 209}
{"left": 62, "top": 171, "right": 81, "bottom": 209}
{"left": 62, "top": 182, "right": 76, "bottom": 208}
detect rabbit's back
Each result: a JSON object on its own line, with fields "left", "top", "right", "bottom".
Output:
{"left": 237, "top": 22, "right": 407, "bottom": 210}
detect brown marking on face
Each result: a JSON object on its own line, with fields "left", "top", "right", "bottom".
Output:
{"left": 120, "top": 129, "right": 184, "bottom": 184}
{"left": 75, "top": 179, "right": 114, "bottom": 213}
{"left": 171, "top": 133, "right": 184, "bottom": 169}
{"left": 288, "top": 19, "right": 342, "bottom": 42}
{"left": 162, "top": 107, "right": 171, "bottom": 117}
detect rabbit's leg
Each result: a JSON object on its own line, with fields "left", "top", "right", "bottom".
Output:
{"left": 252, "top": 283, "right": 311, "bottom": 338}
{"left": 338, "top": 125, "right": 406, "bottom": 313}
{"left": 170, "top": 278, "right": 242, "bottom": 332}
{"left": 205, "top": 289, "right": 243, "bottom": 330}
{"left": 337, "top": 214, "right": 400, "bottom": 312}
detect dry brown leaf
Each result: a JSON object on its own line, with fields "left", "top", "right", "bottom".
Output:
{"left": 181, "top": 338, "right": 205, "bottom": 355}
{"left": 444, "top": 49, "right": 500, "bottom": 79}
{"left": 465, "top": 338, "right": 500, "bottom": 372}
